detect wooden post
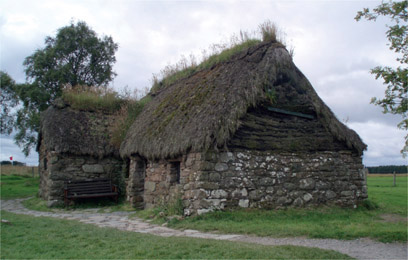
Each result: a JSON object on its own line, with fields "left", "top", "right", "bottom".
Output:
{"left": 32, "top": 167, "right": 34, "bottom": 178}
{"left": 393, "top": 171, "right": 396, "bottom": 187}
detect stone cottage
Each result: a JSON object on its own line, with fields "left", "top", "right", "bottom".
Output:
{"left": 120, "top": 40, "right": 368, "bottom": 215}
{"left": 37, "top": 99, "right": 124, "bottom": 206}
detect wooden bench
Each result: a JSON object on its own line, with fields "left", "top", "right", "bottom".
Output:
{"left": 64, "top": 179, "right": 118, "bottom": 206}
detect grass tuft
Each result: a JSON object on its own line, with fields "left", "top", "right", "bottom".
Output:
{"left": 61, "top": 85, "right": 124, "bottom": 114}
{"left": 150, "top": 20, "right": 291, "bottom": 94}
{"left": 109, "top": 95, "right": 151, "bottom": 148}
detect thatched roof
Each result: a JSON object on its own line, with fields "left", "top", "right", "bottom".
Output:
{"left": 38, "top": 100, "right": 119, "bottom": 158}
{"left": 120, "top": 41, "right": 366, "bottom": 160}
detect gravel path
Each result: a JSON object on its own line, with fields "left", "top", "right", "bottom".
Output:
{"left": 1, "top": 199, "right": 407, "bottom": 259}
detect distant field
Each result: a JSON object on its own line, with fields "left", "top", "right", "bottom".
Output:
{"left": 368, "top": 173, "right": 408, "bottom": 177}
{"left": 1, "top": 165, "right": 39, "bottom": 176}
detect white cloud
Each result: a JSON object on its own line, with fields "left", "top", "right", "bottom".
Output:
{"left": 349, "top": 121, "right": 407, "bottom": 166}
{"left": 0, "top": 134, "right": 38, "bottom": 166}
{"left": 0, "top": 0, "right": 406, "bottom": 166}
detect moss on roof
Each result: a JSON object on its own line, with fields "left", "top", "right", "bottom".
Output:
{"left": 120, "top": 41, "right": 366, "bottom": 160}
{"left": 38, "top": 101, "right": 119, "bottom": 158}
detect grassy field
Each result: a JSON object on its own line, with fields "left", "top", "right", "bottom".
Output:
{"left": 1, "top": 168, "right": 407, "bottom": 247}
{"left": 0, "top": 211, "right": 350, "bottom": 259}
{"left": 0, "top": 165, "right": 39, "bottom": 176}
{"left": 0, "top": 174, "right": 39, "bottom": 199}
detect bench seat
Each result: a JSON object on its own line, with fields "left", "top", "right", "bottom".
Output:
{"left": 64, "top": 179, "right": 119, "bottom": 206}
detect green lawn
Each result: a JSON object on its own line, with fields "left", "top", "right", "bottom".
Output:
{"left": 0, "top": 210, "right": 350, "bottom": 259}
{"left": 158, "top": 176, "right": 407, "bottom": 243}
{"left": 0, "top": 174, "right": 39, "bottom": 199}
{"left": 367, "top": 175, "right": 407, "bottom": 214}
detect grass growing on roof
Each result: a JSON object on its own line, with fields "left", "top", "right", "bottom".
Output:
{"left": 109, "top": 96, "right": 150, "bottom": 148}
{"left": 150, "top": 20, "right": 287, "bottom": 94}
{"left": 61, "top": 85, "right": 124, "bottom": 113}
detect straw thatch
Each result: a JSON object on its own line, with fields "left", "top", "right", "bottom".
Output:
{"left": 38, "top": 100, "right": 119, "bottom": 158}
{"left": 120, "top": 41, "right": 366, "bottom": 160}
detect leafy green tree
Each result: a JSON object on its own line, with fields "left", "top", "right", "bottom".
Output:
{"left": 355, "top": 0, "right": 408, "bottom": 156}
{"left": 0, "top": 71, "right": 19, "bottom": 134}
{"left": 14, "top": 20, "right": 118, "bottom": 155}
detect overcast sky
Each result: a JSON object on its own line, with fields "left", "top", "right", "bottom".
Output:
{"left": 0, "top": 0, "right": 407, "bottom": 166}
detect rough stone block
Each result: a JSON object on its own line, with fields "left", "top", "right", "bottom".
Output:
{"left": 266, "top": 186, "right": 274, "bottom": 194}
{"left": 220, "top": 152, "right": 235, "bottom": 163}
{"left": 197, "top": 208, "right": 212, "bottom": 215}
{"left": 249, "top": 190, "right": 263, "bottom": 200}
{"left": 325, "top": 190, "right": 337, "bottom": 199}
{"left": 209, "top": 172, "right": 221, "bottom": 182}
{"left": 82, "top": 164, "right": 104, "bottom": 173}
{"left": 259, "top": 177, "right": 275, "bottom": 186}
{"left": 211, "top": 189, "right": 228, "bottom": 199}
{"left": 276, "top": 197, "right": 292, "bottom": 205}
{"left": 201, "top": 161, "right": 215, "bottom": 171}
{"left": 215, "top": 163, "right": 228, "bottom": 172}
{"left": 145, "top": 181, "right": 156, "bottom": 192}
{"left": 193, "top": 189, "right": 208, "bottom": 199}
{"left": 193, "top": 199, "right": 211, "bottom": 209}
{"left": 299, "top": 178, "right": 315, "bottom": 190}
{"left": 303, "top": 193, "right": 313, "bottom": 202}
{"left": 293, "top": 197, "right": 304, "bottom": 206}
{"left": 334, "top": 180, "right": 348, "bottom": 190}
{"left": 341, "top": 190, "right": 354, "bottom": 197}
{"left": 284, "top": 183, "right": 296, "bottom": 190}
{"left": 238, "top": 199, "right": 249, "bottom": 208}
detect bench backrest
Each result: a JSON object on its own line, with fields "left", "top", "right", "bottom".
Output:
{"left": 65, "top": 179, "right": 114, "bottom": 196}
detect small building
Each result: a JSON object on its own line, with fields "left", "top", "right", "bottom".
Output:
{"left": 37, "top": 100, "right": 124, "bottom": 206}
{"left": 120, "top": 41, "right": 368, "bottom": 215}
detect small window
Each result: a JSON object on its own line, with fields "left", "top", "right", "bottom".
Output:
{"left": 43, "top": 158, "right": 48, "bottom": 170}
{"left": 169, "top": 161, "right": 180, "bottom": 184}
{"left": 135, "top": 160, "right": 146, "bottom": 179}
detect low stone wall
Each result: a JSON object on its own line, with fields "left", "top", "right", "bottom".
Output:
{"left": 39, "top": 151, "right": 124, "bottom": 206}
{"left": 183, "top": 150, "right": 367, "bottom": 215}
{"left": 132, "top": 150, "right": 367, "bottom": 215}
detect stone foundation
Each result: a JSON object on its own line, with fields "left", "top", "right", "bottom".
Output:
{"left": 135, "top": 150, "right": 367, "bottom": 215}
{"left": 39, "top": 148, "right": 124, "bottom": 206}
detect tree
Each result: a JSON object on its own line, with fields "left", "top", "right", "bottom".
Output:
{"left": 0, "top": 71, "right": 19, "bottom": 134}
{"left": 355, "top": 0, "right": 408, "bottom": 156}
{"left": 14, "top": 20, "right": 118, "bottom": 155}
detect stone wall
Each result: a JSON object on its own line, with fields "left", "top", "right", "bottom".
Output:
{"left": 185, "top": 150, "right": 367, "bottom": 215}
{"left": 126, "top": 156, "right": 145, "bottom": 208}
{"left": 137, "top": 150, "right": 367, "bottom": 215}
{"left": 141, "top": 153, "right": 201, "bottom": 210}
{"left": 39, "top": 143, "right": 124, "bottom": 206}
